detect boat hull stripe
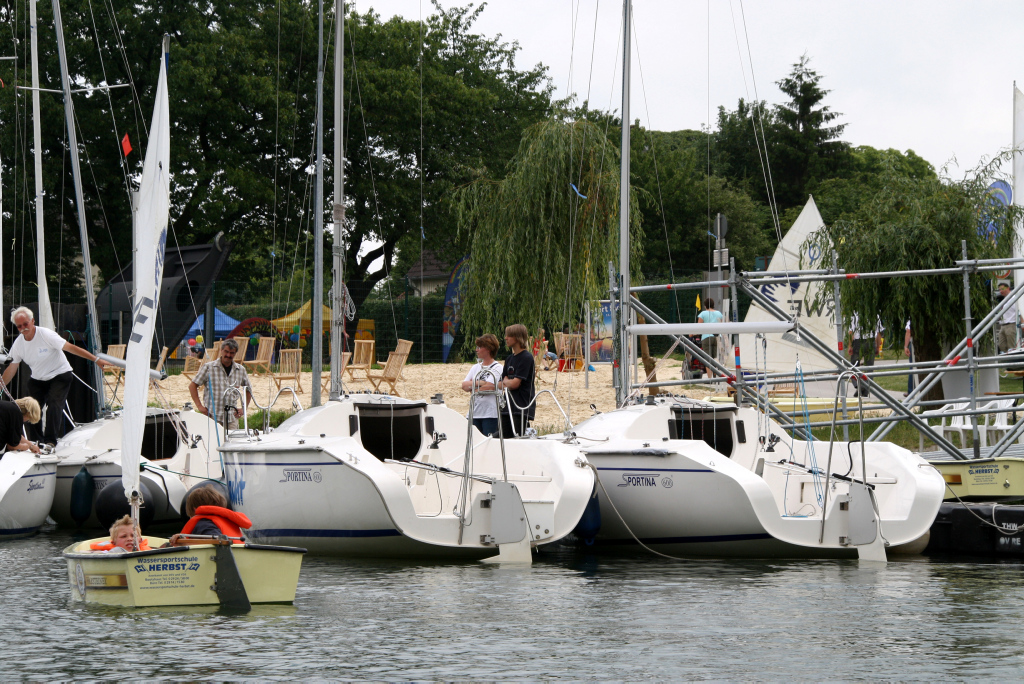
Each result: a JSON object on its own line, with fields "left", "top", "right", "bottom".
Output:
{"left": 596, "top": 467, "right": 714, "bottom": 473}
{"left": 249, "top": 528, "right": 402, "bottom": 538}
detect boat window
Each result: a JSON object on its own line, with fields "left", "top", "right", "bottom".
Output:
{"left": 143, "top": 414, "right": 183, "bottom": 461}
{"left": 669, "top": 413, "right": 734, "bottom": 457}
{"left": 356, "top": 405, "right": 423, "bottom": 461}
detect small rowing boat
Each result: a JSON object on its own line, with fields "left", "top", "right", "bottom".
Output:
{"left": 63, "top": 534, "right": 305, "bottom": 609}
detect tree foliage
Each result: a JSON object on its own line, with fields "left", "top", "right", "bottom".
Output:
{"left": 806, "top": 153, "right": 1019, "bottom": 368}
{"left": 454, "top": 118, "right": 640, "bottom": 339}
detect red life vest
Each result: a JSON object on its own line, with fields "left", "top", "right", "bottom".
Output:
{"left": 90, "top": 538, "right": 151, "bottom": 552}
{"left": 180, "top": 505, "right": 252, "bottom": 543}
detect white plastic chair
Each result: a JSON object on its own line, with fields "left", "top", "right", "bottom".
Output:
{"left": 920, "top": 402, "right": 968, "bottom": 452}
{"left": 980, "top": 399, "right": 1016, "bottom": 448}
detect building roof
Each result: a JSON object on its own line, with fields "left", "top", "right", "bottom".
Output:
{"left": 404, "top": 250, "right": 451, "bottom": 281}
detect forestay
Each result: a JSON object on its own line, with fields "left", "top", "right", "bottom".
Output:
{"left": 121, "top": 38, "right": 171, "bottom": 504}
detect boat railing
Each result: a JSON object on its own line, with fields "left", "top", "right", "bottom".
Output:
{"left": 820, "top": 369, "right": 869, "bottom": 544}
{"left": 459, "top": 368, "right": 508, "bottom": 544}
{"left": 501, "top": 388, "right": 573, "bottom": 437}
{"left": 244, "top": 386, "right": 304, "bottom": 434}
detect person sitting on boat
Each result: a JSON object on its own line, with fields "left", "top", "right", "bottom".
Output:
{"left": 498, "top": 324, "right": 535, "bottom": 437}
{"left": 0, "top": 306, "right": 111, "bottom": 446}
{"left": 168, "top": 485, "right": 251, "bottom": 545}
{"left": 462, "top": 334, "right": 504, "bottom": 437}
{"left": 187, "top": 339, "right": 253, "bottom": 430}
{"left": 91, "top": 515, "right": 149, "bottom": 552}
{"left": 0, "top": 397, "right": 43, "bottom": 455}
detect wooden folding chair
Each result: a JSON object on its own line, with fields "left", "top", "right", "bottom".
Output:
{"left": 103, "top": 344, "right": 127, "bottom": 401}
{"left": 561, "top": 334, "right": 584, "bottom": 373}
{"left": 346, "top": 339, "right": 375, "bottom": 381}
{"left": 181, "top": 355, "right": 203, "bottom": 382}
{"left": 232, "top": 336, "right": 250, "bottom": 361}
{"left": 394, "top": 339, "right": 413, "bottom": 380}
{"left": 321, "top": 351, "right": 351, "bottom": 393}
{"left": 272, "top": 348, "right": 303, "bottom": 393}
{"left": 243, "top": 337, "right": 275, "bottom": 375}
{"left": 367, "top": 351, "right": 409, "bottom": 396}
{"left": 202, "top": 341, "right": 221, "bottom": 364}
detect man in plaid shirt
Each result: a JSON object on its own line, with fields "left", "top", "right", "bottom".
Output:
{"left": 188, "top": 338, "right": 253, "bottom": 430}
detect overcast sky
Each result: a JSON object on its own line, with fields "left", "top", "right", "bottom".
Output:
{"left": 359, "top": 0, "right": 1022, "bottom": 180}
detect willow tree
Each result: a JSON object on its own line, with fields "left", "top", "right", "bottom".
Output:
{"left": 454, "top": 118, "right": 642, "bottom": 343}
{"left": 806, "top": 153, "right": 1019, "bottom": 384}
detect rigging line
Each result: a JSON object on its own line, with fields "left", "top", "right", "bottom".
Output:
{"left": 270, "top": 0, "right": 282, "bottom": 330}
{"left": 631, "top": 12, "right": 680, "bottom": 323}
{"left": 85, "top": 0, "right": 133, "bottom": 210}
{"left": 73, "top": 109, "right": 125, "bottom": 288}
{"left": 101, "top": 0, "right": 145, "bottom": 142}
{"left": 736, "top": 2, "right": 785, "bottom": 248}
{"left": 706, "top": 0, "right": 711, "bottom": 286}
{"left": 346, "top": 16, "right": 399, "bottom": 342}
{"left": 418, "top": 0, "right": 423, "bottom": 387}
{"left": 419, "top": 0, "right": 423, "bottom": 374}
{"left": 275, "top": 0, "right": 313, "bottom": 321}
{"left": 558, "top": 0, "right": 584, "bottom": 336}
{"left": 727, "top": 0, "right": 790, "bottom": 288}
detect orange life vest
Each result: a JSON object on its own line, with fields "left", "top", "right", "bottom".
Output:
{"left": 180, "top": 505, "right": 252, "bottom": 542}
{"left": 90, "top": 538, "right": 151, "bottom": 552}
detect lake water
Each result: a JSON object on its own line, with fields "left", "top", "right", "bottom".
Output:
{"left": 5, "top": 530, "right": 1024, "bottom": 680}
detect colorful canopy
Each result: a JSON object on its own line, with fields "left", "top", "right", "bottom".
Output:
{"left": 271, "top": 300, "right": 332, "bottom": 333}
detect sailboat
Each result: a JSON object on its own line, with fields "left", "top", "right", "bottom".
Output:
{"left": 218, "top": 0, "right": 594, "bottom": 562}
{"left": 33, "top": 0, "right": 220, "bottom": 528}
{"left": 64, "top": 39, "right": 304, "bottom": 608}
{"left": 0, "top": 69, "right": 59, "bottom": 539}
{"left": 545, "top": 0, "right": 944, "bottom": 561}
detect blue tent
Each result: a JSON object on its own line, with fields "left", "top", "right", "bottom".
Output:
{"left": 185, "top": 308, "right": 241, "bottom": 341}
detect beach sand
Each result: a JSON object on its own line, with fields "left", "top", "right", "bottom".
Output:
{"left": 147, "top": 359, "right": 717, "bottom": 431}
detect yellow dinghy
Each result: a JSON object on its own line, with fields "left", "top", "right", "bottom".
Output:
{"left": 929, "top": 457, "right": 1024, "bottom": 502}
{"left": 63, "top": 535, "right": 305, "bottom": 610}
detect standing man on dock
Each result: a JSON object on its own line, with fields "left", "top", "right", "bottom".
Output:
{"left": 188, "top": 338, "right": 253, "bottom": 430}
{"left": 1, "top": 306, "right": 110, "bottom": 445}
{"left": 997, "top": 283, "right": 1020, "bottom": 353}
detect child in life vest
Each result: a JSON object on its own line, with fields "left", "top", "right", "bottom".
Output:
{"left": 168, "top": 485, "right": 252, "bottom": 545}
{"left": 91, "top": 515, "right": 149, "bottom": 552}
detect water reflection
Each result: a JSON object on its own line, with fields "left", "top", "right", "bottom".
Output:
{"left": 4, "top": 531, "right": 1024, "bottom": 679}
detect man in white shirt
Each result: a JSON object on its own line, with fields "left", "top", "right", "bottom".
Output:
{"left": 997, "top": 283, "right": 1020, "bottom": 353}
{"left": 0, "top": 306, "right": 110, "bottom": 444}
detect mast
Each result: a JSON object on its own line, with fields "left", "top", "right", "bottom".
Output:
{"left": 328, "top": 0, "right": 345, "bottom": 400}
{"left": 1014, "top": 82, "right": 1024, "bottom": 344}
{"left": 52, "top": 0, "right": 106, "bottom": 411}
{"left": 312, "top": 0, "right": 325, "bottom": 406}
{"left": 29, "top": 0, "right": 54, "bottom": 330}
{"left": 616, "top": 0, "right": 632, "bottom": 406}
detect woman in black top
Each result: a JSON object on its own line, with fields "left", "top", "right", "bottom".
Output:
{"left": 0, "top": 398, "right": 42, "bottom": 454}
{"left": 498, "top": 323, "right": 535, "bottom": 437}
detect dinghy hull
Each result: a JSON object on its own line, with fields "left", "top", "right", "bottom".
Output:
{"left": 63, "top": 538, "right": 305, "bottom": 607}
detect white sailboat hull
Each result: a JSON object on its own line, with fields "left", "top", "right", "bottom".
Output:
{"left": 565, "top": 400, "right": 944, "bottom": 558}
{"left": 219, "top": 397, "right": 594, "bottom": 558}
{"left": 0, "top": 451, "right": 57, "bottom": 539}
{"left": 50, "top": 408, "right": 219, "bottom": 528}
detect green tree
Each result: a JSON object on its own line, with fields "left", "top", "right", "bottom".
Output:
{"left": 454, "top": 117, "right": 641, "bottom": 340}
{"left": 772, "top": 54, "right": 849, "bottom": 207}
{"left": 806, "top": 156, "right": 1018, "bottom": 394}
{"left": 0, "top": 1, "right": 554, "bottom": 329}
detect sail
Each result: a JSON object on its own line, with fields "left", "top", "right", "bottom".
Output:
{"left": 737, "top": 197, "right": 837, "bottom": 385}
{"left": 1014, "top": 86, "right": 1024, "bottom": 317}
{"left": 121, "top": 40, "right": 170, "bottom": 501}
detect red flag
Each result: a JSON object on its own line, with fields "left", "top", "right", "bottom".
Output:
{"left": 121, "top": 133, "right": 132, "bottom": 157}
